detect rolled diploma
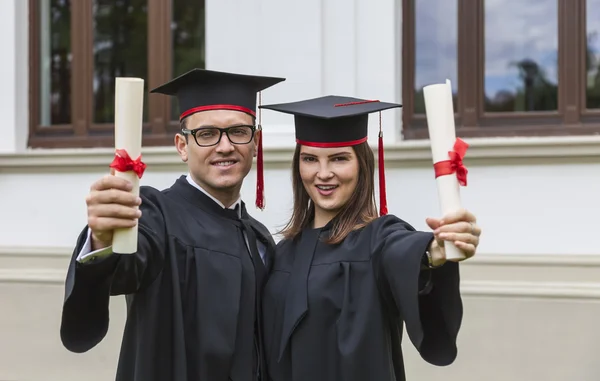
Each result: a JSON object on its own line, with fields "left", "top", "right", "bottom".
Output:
{"left": 112, "top": 77, "right": 145, "bottom": 254}
{"left": 423, "top": 79, "right": 466, "bottom": 261}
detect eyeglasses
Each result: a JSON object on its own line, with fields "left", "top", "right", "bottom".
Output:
{"left": 182, "top": 125, "right": 256, "bottom": 147}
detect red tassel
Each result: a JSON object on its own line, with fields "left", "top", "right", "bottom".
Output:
{"left": 256, "top": 127, "right": 265, "bottom": 209}
{"left": 378, "top": 132, "right": 387, "bottom": 216}
{"left": 378, "top": 112, "right": 387, "bottom": 216}
{"left": 256, "top": 92, "right": 265, "bottom": 210}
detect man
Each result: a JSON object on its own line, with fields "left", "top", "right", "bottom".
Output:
{"left": 60, "top": 68, "right": 286, "bottom": 381}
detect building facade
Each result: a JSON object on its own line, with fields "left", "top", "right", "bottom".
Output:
{"left": 1, "top": 0, "right": 599, "bottom": 380}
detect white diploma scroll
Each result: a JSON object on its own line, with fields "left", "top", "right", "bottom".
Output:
{"left": 423, "top": 79, "right": 466, "bottom": 261}
{"left": 112, "top": 77, "right": 145, "bottom": 254}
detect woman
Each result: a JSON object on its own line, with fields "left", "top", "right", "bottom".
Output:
{"left": 258, "top": 95, "right": 482, "bottom": 381}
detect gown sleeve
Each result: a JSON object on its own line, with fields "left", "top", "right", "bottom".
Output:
{"left": 373, "top": 215, "right": 462, "bottom": 367}
{"left": 60, "top": 187, "right": 167, "bottom": 353}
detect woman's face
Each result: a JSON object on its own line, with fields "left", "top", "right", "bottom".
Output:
{"left": 298, "top": 145, "right": 359, "bottom": 217}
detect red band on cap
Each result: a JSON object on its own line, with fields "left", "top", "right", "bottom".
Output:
{"left": 179, "top": 105, "right": 256, "bottom": 121}
{"left": 296, "top": 137, "right": 368, "bottom": 147}
{"left": 334, "top": 100, "right": 380, "bottom": 107}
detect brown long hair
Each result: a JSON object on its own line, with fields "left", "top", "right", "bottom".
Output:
{"left": 279, "top": 141, "right": 379, "bottom": 244}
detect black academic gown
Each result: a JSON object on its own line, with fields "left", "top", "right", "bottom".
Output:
{"left": 262, "top": 214, "right": 462, "bottom": 381}
{"left": 60, "top": 175, "right": 275, "bottom": 381}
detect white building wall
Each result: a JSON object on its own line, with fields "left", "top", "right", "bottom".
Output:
{"left": 206, "top": 0, "right": 401, "bottom": 146}
{"left": 1, "top": 0, "right": 599, "bottom": 380}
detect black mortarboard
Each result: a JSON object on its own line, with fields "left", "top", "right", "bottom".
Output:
{"left": 150, "top": 68, "right": 286, "bottom": 121}
{"left": 259, "top": 95, "right": 401, "bottom": 147}
{"left": 151, "top": 68, "right": 286, "bottom": 210}
{"left": 260, "top": 95, "right": 402, "bottom": 215}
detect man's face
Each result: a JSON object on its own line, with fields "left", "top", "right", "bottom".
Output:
{"left": 175, "top": 110, "right": 258, "bottom": 203}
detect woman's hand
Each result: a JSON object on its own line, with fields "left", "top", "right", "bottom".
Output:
{"left": 425, "top": 208, "right": 482, "bottom": 266}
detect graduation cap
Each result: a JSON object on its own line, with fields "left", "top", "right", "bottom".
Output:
{"left": 260, "top": 95, "right": 402, "bottom": 215}
{"left": 150, "top": 68, "right": 286, "bottom": 209}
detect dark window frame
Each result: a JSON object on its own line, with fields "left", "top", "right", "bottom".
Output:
{"left": 401, "top": 0, "right": 600, "bottom": 139}
{"left": 28, "top": 0, "right": 192, "bottom": 148}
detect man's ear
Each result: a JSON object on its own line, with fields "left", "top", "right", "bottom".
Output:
{"left": 175, "top": 133, "right": 189, "bottom": 162}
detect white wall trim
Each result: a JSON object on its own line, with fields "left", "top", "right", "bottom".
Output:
{"left": 0, "top": 245, "right": 69, "bottom": 258}
{"left": 0, "top": 269, "right": 65, "bottom": 284}
{"left": 2, "top": 247, "right": 600, "bottom": 300}
{"left": 465, "top": 253, "right": 600, "bottom": 266}
{"left": 2, "top": 246, "right": 600, "bottom": 263}
{"left": 1, "top": 269, "right": 599, "bottom": 300}
{"left": 1, "top": 135, "right": 600, "bottom": 171}
{"left": 462, "top": 280, "right": 600, "bottom": 300}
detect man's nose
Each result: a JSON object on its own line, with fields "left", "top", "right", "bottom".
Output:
{"left": 215, "top": 132, "right": 235, "bottom": 153}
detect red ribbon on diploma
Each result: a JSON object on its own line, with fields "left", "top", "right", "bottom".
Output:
{"left": 433, "top": 138, "right": 469, "bottom": 186}
{"left": 109, "top": 149, "right": 147, "bottom": 178}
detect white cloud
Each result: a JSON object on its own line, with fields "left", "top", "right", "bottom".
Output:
{"left": 588, "top": 0, "right": 600, "bottom": 41}
{"left": 484, "top": 0, "right": 557, "bottom": 82}
{"left": 588, "top": 0, "right": 600, "bottom": 78}
{"left": 414, "top": 0, "right": 458, "bottom": 90}
{"left": 414, "top": 0, "right": 561, "bottom": 96}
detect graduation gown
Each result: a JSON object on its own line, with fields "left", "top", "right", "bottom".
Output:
{"left": 262, "top": 214, "right": 462, "bottom": 381}
{"left": 60, "top": 175, "right": 275, "bottom": 381}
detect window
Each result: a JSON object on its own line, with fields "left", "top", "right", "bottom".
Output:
{"left": 28, "top": 0, "right": 205, "bottom": 148}
{"left": 402, "top": 0, "right": 600, "bottom": 139}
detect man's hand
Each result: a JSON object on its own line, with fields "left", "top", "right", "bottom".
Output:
{"left": 86, "top": 170, "right": 142, "bottom": 251}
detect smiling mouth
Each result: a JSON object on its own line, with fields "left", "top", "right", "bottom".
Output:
{"left": 315, "top": 185, "right": 339, "bottom": 196}
{"left": 212, "top": 160, "right": 237, "bottom": 167}
{"left": 316, "top": 185, "right": 338, "bottom": 190}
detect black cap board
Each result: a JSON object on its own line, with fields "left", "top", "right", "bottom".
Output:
{"left": 150, "top": 68, "right": 286, "bottom": 121}
{"left": 259, "top": 95, "right": 401, "bottom": 146}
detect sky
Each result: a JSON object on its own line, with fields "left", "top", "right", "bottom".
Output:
{"left": 414, "top": 0, "right": 600, "bottom": 98}
{"left": 588, "top": 0, "right": 600, "bottom": 85}
{"left": 414, "top": 0, "right": 458, "bottom": 93}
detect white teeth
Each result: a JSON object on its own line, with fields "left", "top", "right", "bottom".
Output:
{"left": 215, "top": 161, "right": 235, "bottom": 166}
{"left": 317, "top": 185, "right": 336, "bottom": 190}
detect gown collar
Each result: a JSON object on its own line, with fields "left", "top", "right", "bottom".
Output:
{"left": 171, "top": 175, "right": 246, "bottom": 221}
{"left": 278, "top": 213, "right": 366, "bottom": 360}
{"left": 185, "top": 173, "right": 242, "bottom": 216}
{"left": 277, "top": 225, "right": 327, "bottom": 361}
